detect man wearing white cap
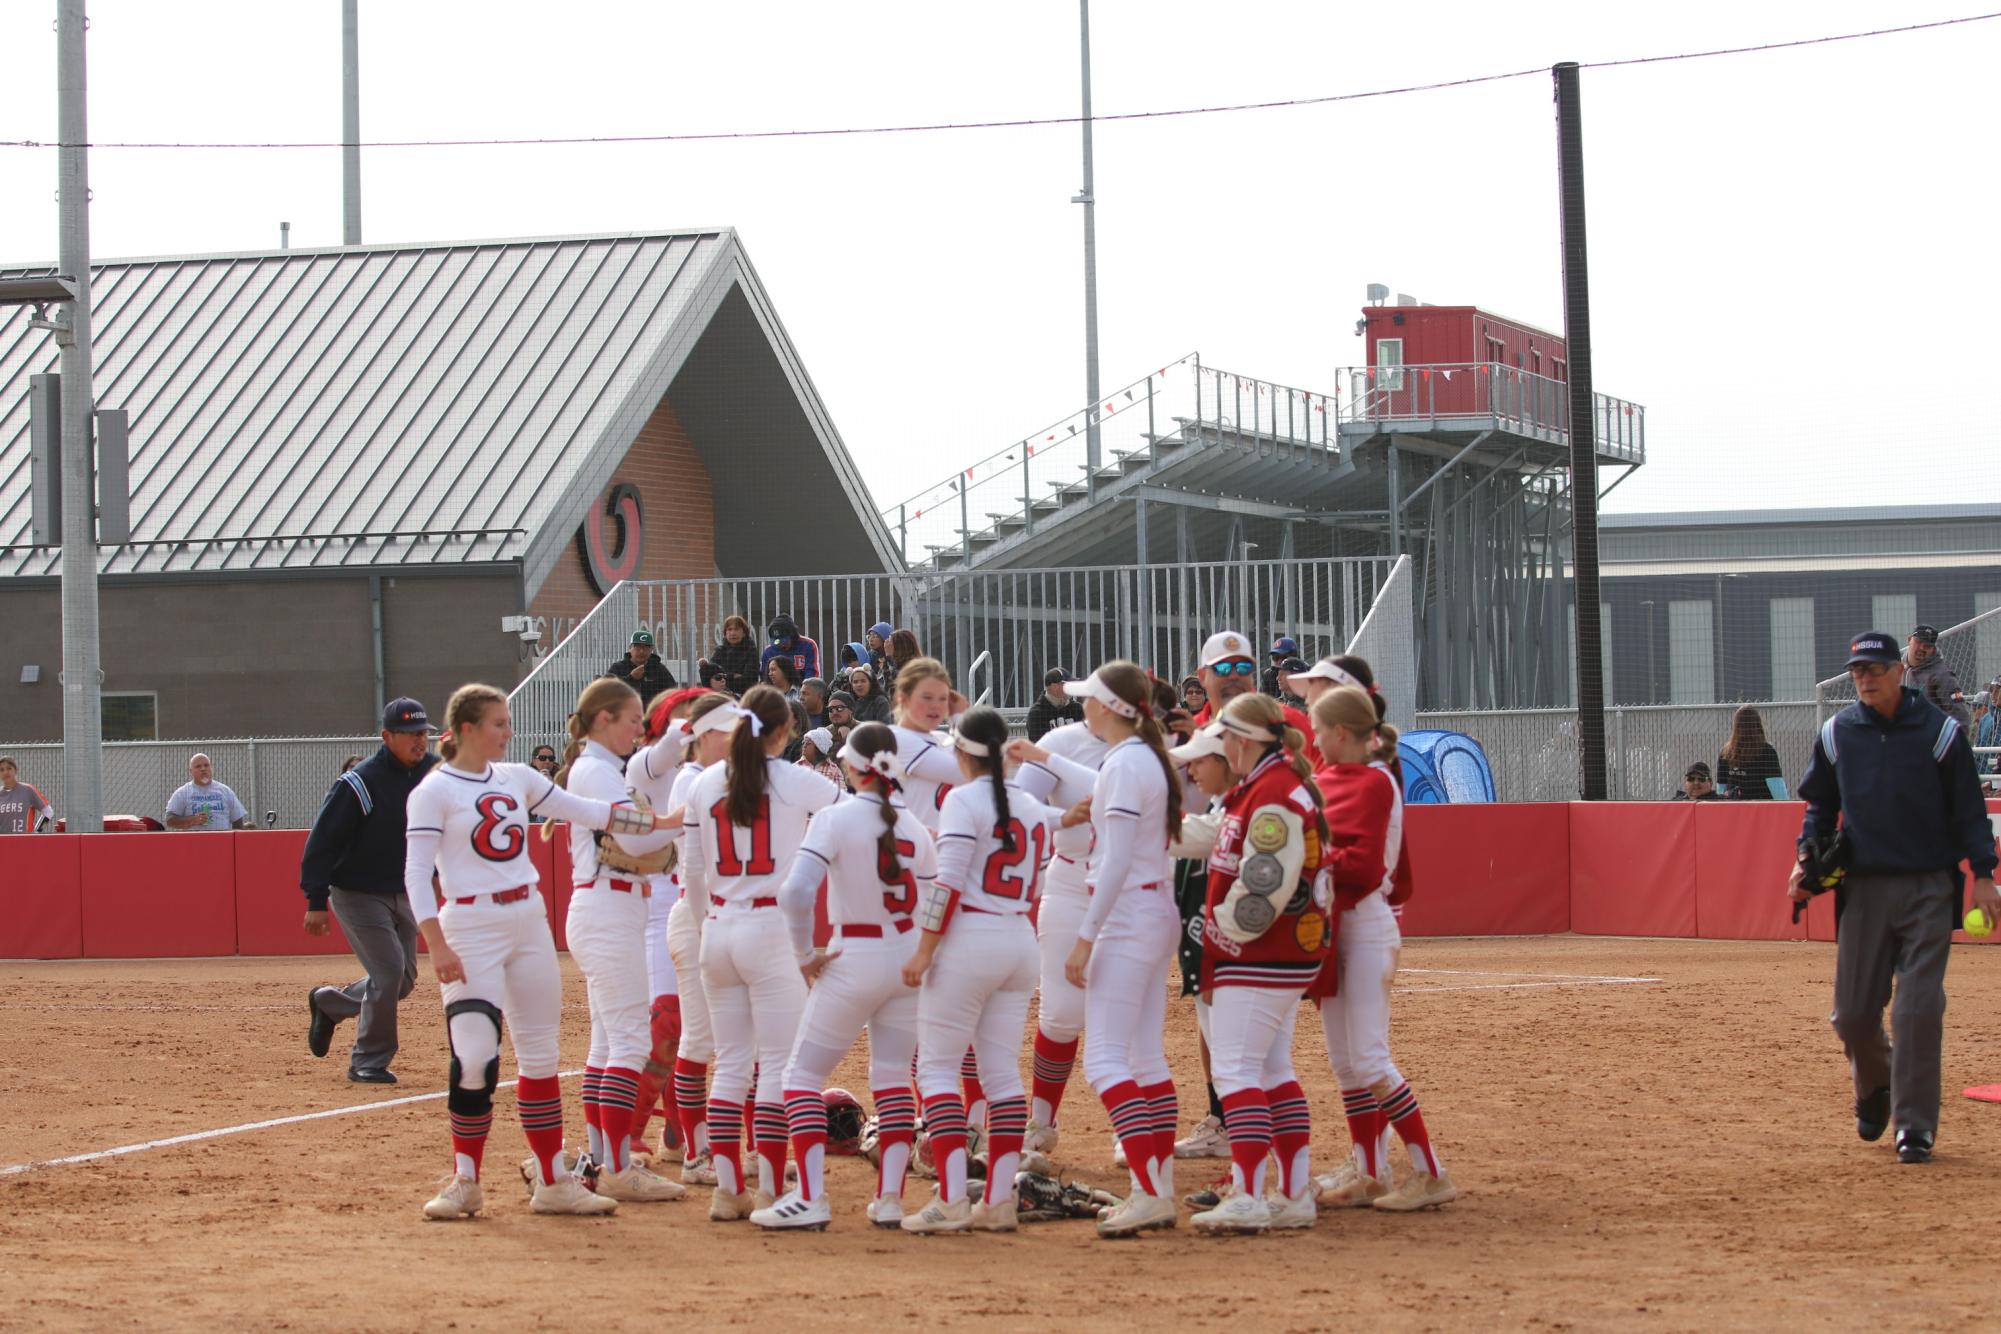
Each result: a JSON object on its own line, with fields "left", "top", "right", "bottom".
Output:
{"left": 1191, "top": 632, "right": 1261, "bottom": 727}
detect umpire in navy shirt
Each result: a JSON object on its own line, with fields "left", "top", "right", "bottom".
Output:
{"left": 301, "top": 698, "right": 440, "bottom": 1084}
{"left": 1791, "top": 631, "right": 1999, "bottom": 1163}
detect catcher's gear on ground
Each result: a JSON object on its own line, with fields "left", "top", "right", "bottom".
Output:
{"left": 1013, "top": 1171, "right": 1121, "bottom": 1222}
{"left": 824, "top": 1088, "right": 866, "bottom": 1156}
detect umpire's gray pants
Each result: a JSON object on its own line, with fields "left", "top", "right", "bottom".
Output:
{"left": 1829, "top": 870, "right": 1956, "bottom": 1141}
{"left": 320, "top": 887, "right": 420, "bottom": 1072}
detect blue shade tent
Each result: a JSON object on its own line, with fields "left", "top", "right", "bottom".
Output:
{"left": 1398, "top": 730, "right": 1495, "bottom": 804}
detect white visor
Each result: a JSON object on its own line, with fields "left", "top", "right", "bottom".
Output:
{"left": 1169, "top": 722, "right": 1230, "bottom": 765}
{"left": 1283, "top": 659, "right": 1363, "bottom": 694}
{"left": 1213, "top": 712, "right": 1276, "bottom": 744}
{"left": 691, "top": 707, "right": 745, "bottom": 740}
{"left": 952, "top": 731, "right": 991, "bottom": 757}
{"left": 1063, "top": 670, "right": 1139, "bottom": 720}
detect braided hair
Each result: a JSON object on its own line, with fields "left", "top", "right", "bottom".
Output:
{"left": 955, "top": 706, "right": 1016, "bottom": 853}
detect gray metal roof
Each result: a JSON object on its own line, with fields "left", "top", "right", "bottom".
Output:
{"left": 0, "top": 229, "right": 899, "bottom": 585}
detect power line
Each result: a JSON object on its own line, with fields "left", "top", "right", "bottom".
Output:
{"left": 2, "top": 9, "right": 1996, "bottom": 151}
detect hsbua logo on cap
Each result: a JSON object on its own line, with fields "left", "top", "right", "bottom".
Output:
{"left": 580, "top": 482, "right": 644, "bottom": 595}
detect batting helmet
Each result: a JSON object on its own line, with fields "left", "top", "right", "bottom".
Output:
{"left": 824, "top": 1088, "right": 866, "bottom": 1156}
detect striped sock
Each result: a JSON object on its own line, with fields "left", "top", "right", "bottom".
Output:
{"left": 1377, "top": 1081, "right": 1441, "bottom": 1176}
{"left": 872, "top": 1086, "right": 917, "bottom": 1201}
{"left": 1140, "top": 1080, "right": 1177, "bottom": 1182}
{"left": 753, "top": 1101, "right": 790, "bottom": 1198}
{"left": 517, "top": 1075, "right": 566, "bottom": 1187}
{"left": 1220, "top": 1088, "right": 1273, "bottom": 1196}
{"left": 448, "top": 1105, "right": 492, "bottom": 1181}
{"left": 597, "top": 1066, "right": 641, "bottom": 1174}
{"left": 785, "top": 1089, "right": 828, "bottom": 1202}
{"left": 706, "top": 1097, "right": 744, "bottom": 1197}
{"left": 921, "top": 1094, "right": 970, "bottom": 1204}
{"left": 581, "top": 1066, "right": 605, "bottom": 1162}
{"left": 983, "top": 1096, "right": 1028, "bottom": 1205}
{"left": 1098, "top": 1080, "right": 1158, "bottom": 1195}
{"left": 673, "top": 1059, "right": 710, "bottom": 1157}
{"left": 1267, "top": 1080, "right": 1311, "bottom": 1198}
{"left": 1030, "top": 1029, "right": 1079, "bottom": 1128}
{"left": 1342, "top": 1086, "right": 1387, "bottom": 1180}
{"left": 959, "top": 1048, "right": 987, "bottom": 1130}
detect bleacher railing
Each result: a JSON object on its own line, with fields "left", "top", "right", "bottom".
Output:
{"left": 1335, "top": 361, "right": 1645, "bottom": 463}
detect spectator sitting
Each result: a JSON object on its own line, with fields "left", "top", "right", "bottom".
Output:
{"left": 762, "top": 613, "right": 822, "bottom": 683}
{"left": 783, "top": 698, "right": 810, "bottom": 762}
{"left": 766, "top": 655, "right": 802, "bottom": 701}
{"left": 1262, "top": 635, "right": 1300, "bottom": 697}
{"left": 711, "top": 615, "right": 762, "bottom": 696}
{"left": 882, "top": 628, "right": 921, "bottom": 694}
{"left": 697, "top": 658, "right": 730, "bottom": 695}
{"left": 866, "top": 622, "right": 893, "bottom": 674}
{"left": 826, "top": 690, "right": 857, "bottom": 734}
{"left": 1180, "top": 674, "right": 1208, "bottom": 718}
{"left": 340, "top": 755, "right": 365, "bottom": 775}
{"left": 838, "top": 640, "right": 871, "bottom": 683}
{"left": 1275, "top": 656, "right": 1309, "bottom": 708}
{"left": 605, "top": 629, "right": 676, "bottom": 704}
{"left": 1905, "top": 624, "right": 1972, "bottom": 728}
{"left": 800, "top": 677, "right": 830, "bottom": 731}
{"left": 1715, "top": 704, "right": 1784, "bottom": 800}
{"left": 799, "top": 726, "right": 844, "bottom": 788}
{"left": 1673, "top": 761, "right": 1722, "bottom": 801}
{"left": 166, "top": 753, "right": 252, "bottom": 831}
{"left": 1026, "top": 667, "right": 1083, "bottom": 741}
{"left": 1974, "top": 678, "right": 2001, "bottom": 775}
{"left": 845, "top": 664, "right": 892, "bottom": 723}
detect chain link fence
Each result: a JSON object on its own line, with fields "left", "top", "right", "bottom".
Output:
{"left": 0, "top": 737, "right": 381, "bottom": 829}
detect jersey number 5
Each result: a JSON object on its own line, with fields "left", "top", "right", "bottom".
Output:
{"left": 877, "top": 838, "right": 918, "bottom": 916}
{"left": 471, "top": 793, "right": 523, "bottom": 862}
{"left": 709, "top": 797, "right": 777, "bottom": 877}
{"left": 981, "top": 821, "right": 1048, "bottom": 900}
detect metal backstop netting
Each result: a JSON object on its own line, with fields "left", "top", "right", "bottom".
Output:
{"left": 0, "top": 736, "right": 382, "bottom": 829}
{"left": 1346, "top": 554, "right": 1415, "bottom": 732}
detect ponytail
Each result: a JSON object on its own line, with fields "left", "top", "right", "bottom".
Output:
{"left": 844, "top": 722, "right": 905, "bottom": 879}
{"left": 437, "top": 683, "right": 507, "bottom": 765}
{"left": 1098, "top": 660, "right": 1182, "bottom": 840}
{"left": 726, "top": 685, "right": 793, "bottom": 829}
{"left": 1372, "top": 722, "right": 1403, "bottom": 783}
{"left": 955, "top": 706, "right": 1015, "bottom": 853}
{"left": 555, "top": 676, "right": 640, "bottom": 789}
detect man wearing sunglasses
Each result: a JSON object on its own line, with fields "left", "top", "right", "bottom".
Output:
{"left": 1791, "top": 630, "right": 1998, "bottom": 1166}
{"left": 1191, "top": 631, "right": 1260, "bottom": 726}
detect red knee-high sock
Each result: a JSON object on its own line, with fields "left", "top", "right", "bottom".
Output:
{"left": 784, "top": 1088, "right": 828, "bottom": 1202}
{"left": 1140, "top": 1080, "right": 1177, "bottom": 1182}
{"left": 630, "top": 996, "right": 682, "bottom": 1150}
{"left": 597, "top": 1066, "right": 641, "bottom": 1174}
{"left": 872, "top": 1086, "right": 917, "bottom": 1200}
{"left": 1219, "top": 1088, "right": 1273, "bottom": 1196}
{"left": 1030, "top": 1029, "right": 1079, "bottom": 1128}
{"left": 921, "top": 1093, "right": 971, "bottom": 1204}
{"left": 1342, "top": 1086, "right": 1387, "bottom": 1179}
{"left": 983, "top": 1096, "right": 1027, "bottom": 1205}
{"left": 959, "top": 1047, "right": 987, "bottom": 1128}
{"left": 1377, "top": 1081, "right": 1441, "bottom": 1176}
{"left": 581, "top": 1065, "right": 605, "bottom": 1159}
{"left": 1267, "top": 1080, "right": 1311, "bottom": 1198}
{"left": 706, "top": 1096, "right": 745, "bottom": 1196}
{"left": 1099, "top": 1080, "right": 1160, "bottom": 1195}
{"left": 517, "top": 1074, "right": 566, "bottom": 1186}
{"left": 448, "top": 1099, "right": 493, "bottom": 1180}
{"left": 673, "top": 1058, "right": 710, "bottom": 1157}
{"left": 753, "top": 1101, "right": 789, "bottom": 1197}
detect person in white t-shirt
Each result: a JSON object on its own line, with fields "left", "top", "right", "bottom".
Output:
{"left": 681, "top": 684, "right": 841, "bottom": 1221}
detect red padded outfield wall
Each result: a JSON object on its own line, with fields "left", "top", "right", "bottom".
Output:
{"left": 1, "top": 804, "right": 1995, "bottom": 958}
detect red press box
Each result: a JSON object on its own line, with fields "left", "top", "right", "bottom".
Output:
{"left": 1399, "top": 802, "right": 1571, "bottom": 937}
{"left": 79, "top": 831, "right": 238, "bottom": 957}
{"left": 0, "top": 834, "right": 84, "bottom": 958}
{"left": 233, "top": 830, "right": 358, "bottom": 957}
{"left": 1569, "top": 802, "right": 1698, "bottom": 938}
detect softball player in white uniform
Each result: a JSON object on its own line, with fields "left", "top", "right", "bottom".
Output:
{"left": 405, "top": 684, "right": 667, "bottom": 1220}
{"left": 682, "top": 685, "right": 841, "bottom": 1221}
{"left": 750, "top": 722, "right": 938, "bottom": 1232}
{"left": 899, "top": 707, "right": 1059, "bottom": 1234}
{"left": 558, "top": 678, "right": 684, "bottom": 1203}
{"left": 1008, "top": 662, "right": 1185, "bottom": 1238}
{"left": 1012, "top": 718, "right": 1109, "bottom": 1162}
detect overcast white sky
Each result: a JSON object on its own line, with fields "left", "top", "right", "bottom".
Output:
{"left": 1, "top": 1, "right": 1994, "bottom": 522}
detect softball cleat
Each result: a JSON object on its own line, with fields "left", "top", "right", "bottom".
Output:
{"left": 750, "top": 1190, "right": 832, "bottom": 1231}
{"left": 423, "top": 1173, "right": 483, "bottom": 1221}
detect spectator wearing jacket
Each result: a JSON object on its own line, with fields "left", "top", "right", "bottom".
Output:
{"left": 845, "top": 664, "right": 892, "bottom": 723}
{"left": 1974, "top": 679, "right": 2001, "bottom": 775}
{"left": 1792, "top": 630, "right": 1999, "bottom": 1164}
{"left": 1672, "top": 761, "right": 1721, "bottom": 801}
{"left": 761, "top": 612, "right": 821, "bottom": 683}
{"left": 865, "top": 622, "right": 893, "bottom": 674}
{"left": 1715, "top": 705, "right": 1784, "bottom": 800}
{"left": 766, "top": 655, "right": 802, "bottom": 701}
{"left": 605, "top": 629, "right": 676, "bottom": 704}
{"left": 710, "top": 615, "right": 762, "bottom": 697}
{"left": 836, "top": 640, "right": 871, "bottom": 687}
{"left": 1026, "top": 667, "right": 1083, "bottom": 741}
{"left": 800, "top": 677, "right": 830, "bottom": 731}
{"left": 881, "top": 628, "right": 921, "bottom": 695}
{"left": 1261, "top": 634, "right": 1300, "bottom": 698}
{"left": 301, "top": 697, "right": 441, "bottom": 1084}
{"left": 1904, "top": 624, "right": 1971, "bottom": 728}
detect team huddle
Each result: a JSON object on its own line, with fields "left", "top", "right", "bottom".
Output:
{"left": 401, "top": 632, "right": 1454, "bottom": 1236}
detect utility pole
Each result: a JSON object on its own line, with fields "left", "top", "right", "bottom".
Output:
{"left": 1074, "top": 0, "right": 1102, "bottom": 500}
{"left": 1554, "top": 61, "right": 1605, "bottom": 801}
{"left": 342, "top": 0, "right": 361, "bottom": 244}
{"left": 57, "top": 0, "right": 104, "bottom": 830}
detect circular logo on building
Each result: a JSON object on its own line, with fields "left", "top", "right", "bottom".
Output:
{"left": 580, "top": 482, "right": 644, "bottom": 594}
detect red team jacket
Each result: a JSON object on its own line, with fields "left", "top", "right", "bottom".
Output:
{"left": 1198, "top": 753, "right": 1331, "bottom": 993}
{"left": 1304, "top": 761, "right": 1400, "bottom": 1002}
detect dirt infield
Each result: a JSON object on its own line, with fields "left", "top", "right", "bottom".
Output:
{"left": 4, "top": 936, "right": 2000, "bottom": 1332}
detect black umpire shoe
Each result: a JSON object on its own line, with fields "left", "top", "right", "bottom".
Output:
{"left": 348, "top": 1067, "right": 398, "bottom": 1085}
{"left": 307, "top": 989, "right": 335, "bottom": 1059}
{"left": 1855, "top": 1086, "right": 1890, "bottom": 1142}
{"left": 1896, "top": 1130, "right": 1933, "bottom": 1164}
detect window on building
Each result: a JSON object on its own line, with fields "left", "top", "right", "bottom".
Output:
{"left": 1769, "top": 598, "right": 1816, "bottom": 700}
{"left": 1485, "top": 336, "right": 1505, "bottom": 365}
{"left": 102, "top": 692, "right": 157, "bottom": 741}
{"left": 1871, "top": 594, "right": 1917, "bottom": 642}
{"left": 1669, "top": 600, "right": 1716, "bottom": 704}
{"left": 1375, "top": 338, "right": 1404, "bottom": 390}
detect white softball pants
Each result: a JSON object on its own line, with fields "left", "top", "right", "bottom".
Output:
{"left": 702, "top": 906, "right": 806, "bottom": 1106}
{"left": 643, "top": 872, "right": 680, "bottom": 999}
{"left": 916, "top": 914, "right": 1039, "bottom": 1103}
{"left": 1206, "top": 985, "right": 1301, "bottom": 1097}
{"left": 565, "top": 882, "right": 652, "bottom": 1071}
{"left": 783, "top": 932, "right": 921, "bottom": 1092}
{"left": 437, "top": 890, "right": 562, "bottom": 1079}
{"left": 1081, "top": 885, "right": 1180, "bottom": 1093}
{"left": 1318, "top": 892, "right": 1403, "bottom": 1089}
{"left": 1035, "top": 866, "right": 1090, "bottom": 1043}
{"left": 667, "top": 894, "right": 714, "bottom": 1063}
